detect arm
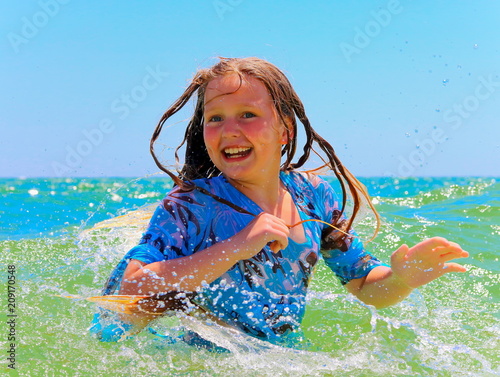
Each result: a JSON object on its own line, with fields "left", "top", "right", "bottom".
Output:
{"left": 109, "top": 212, "right": 289, "bottom": 333}
{"left": 119, "top": 212, "right": 290, "bottom": 295}
{"left": 345, "top": 237, "right": 469, "bottom": 309}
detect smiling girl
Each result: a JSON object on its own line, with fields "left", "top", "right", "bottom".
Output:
{"left": 90, "top": 57, "right": 468, "bottom": 347}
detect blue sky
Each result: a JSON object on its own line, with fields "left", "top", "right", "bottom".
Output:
{"left": 1, "top": 0, "right": 499, "bottom": 177}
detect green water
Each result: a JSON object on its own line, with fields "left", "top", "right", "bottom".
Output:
{"left": 1, "top": 177, "right": 498, "bottom": 376}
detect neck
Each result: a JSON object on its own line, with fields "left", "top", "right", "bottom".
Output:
{"left": 226, "top": 172, "right": 285, "bottom": 214}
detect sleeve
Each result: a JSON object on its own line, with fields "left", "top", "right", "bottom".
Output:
{"left": 90, "top": 191, "right": 200, "bottom": 342}
{"left": 321, "top": 234, "right": 386, "bottom": 285}
{"left": 309, "top": 174, "right": 387, "bottom": 285}
{"left": 100, "top": 198, "right": 190, "bottom": 296}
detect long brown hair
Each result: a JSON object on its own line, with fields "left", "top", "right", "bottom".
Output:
{"left": 150, "top": 57, "right": 380, "bottom": 241}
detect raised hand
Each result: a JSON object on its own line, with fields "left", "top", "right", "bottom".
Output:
{"left": 237, "top": 212, "right": 290, "bottom": 256}
{"left": 391, "top": 237, "right": 469, "bottom": 289}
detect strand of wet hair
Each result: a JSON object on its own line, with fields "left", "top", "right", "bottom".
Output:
{"left": 289, "top": 99, "right": 380, "bottom": 242}
{"left": 150, "top": 81, "right": 201, "bottom": 187}
{"left": 193, "top": 185, "right": 355, "bottom": 238}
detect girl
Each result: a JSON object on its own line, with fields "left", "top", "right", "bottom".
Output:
{"left": 90, "top": 57, "right": 468, "bottom": 346}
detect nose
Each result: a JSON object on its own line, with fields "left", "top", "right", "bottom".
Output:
{"left": 220, "top": 117, "right": 241, "bottom": 138}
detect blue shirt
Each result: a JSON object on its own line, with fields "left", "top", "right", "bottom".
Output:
{"left": 93, "top": 171, "right": 384, "bottom": 343}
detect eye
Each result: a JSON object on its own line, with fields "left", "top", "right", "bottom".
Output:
{"left": 208, "top": 115, "right": 222, "bottom": 122}
{"left": 242, "top": 112, "right": 256, "bottom": 119}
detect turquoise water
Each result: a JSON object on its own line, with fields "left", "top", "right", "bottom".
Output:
{"left": 1, "top": 176, "right": 498, "bottom": 376}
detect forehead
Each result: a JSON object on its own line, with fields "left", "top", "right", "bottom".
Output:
{"left": 204, "top": 74, "right": 271, "bottom": 106}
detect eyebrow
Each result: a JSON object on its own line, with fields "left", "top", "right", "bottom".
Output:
{"left": 204, "top": 98, "right": 260, "bottom": 110}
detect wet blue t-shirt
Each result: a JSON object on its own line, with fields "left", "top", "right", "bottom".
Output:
{"left": 95, "top": 171, "right": 384, "bottom": 342}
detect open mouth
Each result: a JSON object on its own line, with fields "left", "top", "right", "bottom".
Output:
{"left": 223, "top": 147, "right": 252, "bottom": 159}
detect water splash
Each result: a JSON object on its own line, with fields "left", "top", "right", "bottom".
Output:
{"left": 1, "top": 177, "right": 499, "bottom": 376}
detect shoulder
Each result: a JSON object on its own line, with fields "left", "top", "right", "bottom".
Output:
{"left": 150, "top": 177, "right": 228, "bottom": 234}
{"left": 281, "top": 170, "right": 334, "bottom": 196}
{"left": 163, "top": 176, "right": 226, "bottom": 204}
{"left": 283, "top": 170, "right": 342, "bottom": 219}
{"left": 281, "top": 170, "right": 312, "bottom": 188}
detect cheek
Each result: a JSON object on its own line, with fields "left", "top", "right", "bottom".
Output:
{"left": 203, "top": 127, "right": 217, "bottom": 152}
{"left": 253, "top": 122, "right": 281, "bottom": 145}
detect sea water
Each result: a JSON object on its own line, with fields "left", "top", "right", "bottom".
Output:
{"left": 0, "top": 176, "right": 498, "bottom": 376}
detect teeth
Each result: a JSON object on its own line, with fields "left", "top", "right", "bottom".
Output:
{"left": 224, "top": 147, "right": 251, "bottom": 156}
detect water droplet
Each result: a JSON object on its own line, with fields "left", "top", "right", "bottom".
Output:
{"left": 435, "top": 109, "right": 441, "bottom": 113}
{"left": 442, "top": 79, "right": 449, "bottom": 86}
{"left": 473, "top": 44, "right": 478, "bottom": 49}
{"left": 405, "top": 133, "right": 410, "bottom": 137}
{"left": 28, "top": 189, "right": 39, "bottom": 196}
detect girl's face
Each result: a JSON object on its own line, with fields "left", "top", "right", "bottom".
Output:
{"left": 203, "top": 74, "right": 288, "bottom": 186}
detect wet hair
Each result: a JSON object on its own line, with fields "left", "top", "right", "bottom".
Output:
{"left": 150, "top": 57, "right": 380, "bottom": 241}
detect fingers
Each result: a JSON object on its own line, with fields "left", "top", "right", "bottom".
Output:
{"left": 405, "top": 237, "right": 469, "bottom": 261}
{"left": 391, "top": 237, "right": 469, "bottom": 288}
{"left": 407, "top": 237, "right": 452, "bottom": 257}
{"left": 250, "top": 212, "right": 289, "bottom": 253}
{"left": 428, "top": 238, "right": 469, "bottom": 258}
{"left": 263, "top": 214, "right": 289, "bottom": 242}
{"left": 391, "top": 244, "right": 409, "bottom": 263}
{"left": 442, "top": 262, "right": 467, "bottom": 273}
{"left": 436, "top": 249, "right": 469, "bottom": 261}
{"left": 267, "top": 223, "right": 289, "bottom": 253}
{"left": 433, "top": 243, "right": 469, "bottom": 261}
{"left": 269, "top": 240, "right": 285, "bottom": 253}
{"left": 420, "top": 237, "right": 452, "bottom": 249}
